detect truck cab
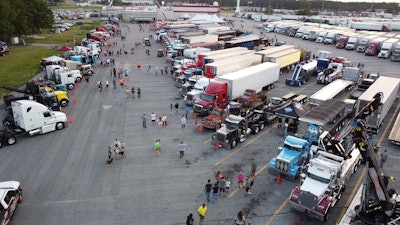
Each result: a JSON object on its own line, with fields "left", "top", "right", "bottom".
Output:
{"left": 0, "top": 181, "right": 22, "bottom": 225}
{"left": 378, "top": 39, "right": 398, "bottom": 59}
{"left": 336, "top": 36, "right": 349, "bottom": 49}
{"left": 184, "top": 77, "right": 211, "bottom": 106}
{"left": 391, "top": 43, "right": 400, "bottom": 61}
{"left": 193, "top": 80, "right": 228, "bottom": 116}
{"left": 365, "top": 41, "right": 380, "bottom": 56}
{"left": 345, "top": 37, "right": 359, "bottom": 50}
{"left": 269, "top": 135, "right": 310, "bottom": 180}
{"left": 316, "top": 31, "right": 327, "bottom": 43}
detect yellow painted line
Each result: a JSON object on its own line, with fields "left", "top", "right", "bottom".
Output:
{"left": 265, "top": 198, "right": 290, "bottom": 225}
{"left": 227, "top": 163, "right": 270, "bottom": 198}
{"left": 335, "top": 167, "right": 366, "bottom": 224}
{"left": 213, "top": 125, "right": 275, "bottom": 168}
{"left": 204, "top": 138, "right": 211, "bottom": 144}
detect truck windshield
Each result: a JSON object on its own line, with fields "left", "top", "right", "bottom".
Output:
{"left": 200, "top": 93, "right": 215, "bottom": 102}
{"left": 226, "top": 120, "right": 239, "bottom": 128}
{"left": 283, "top": 143, "right": 302, "bottom": 152}
{"left": 309, "top": 173, "right": 330, "bottom": 184}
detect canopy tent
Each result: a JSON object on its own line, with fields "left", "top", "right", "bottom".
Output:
{"left": 58, "top": 45, "right": 72, "bottom": 51}
{"left": 274, "top": 101, "right": 310, "bottom": 120}
{"left": 189, "top": 14, "right": 225, "bottom": 23}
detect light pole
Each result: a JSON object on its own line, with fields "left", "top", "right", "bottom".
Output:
{"left": 319, "top": 0, "right": 325, "bottom": 28}
{"left": 268, "top": 0, "right": 271, "bottom": 21}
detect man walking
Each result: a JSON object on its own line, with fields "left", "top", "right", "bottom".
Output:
{"left": 380, "top": 149, "right": 388, "bottom": 168}
{"left": 251, "top": 158, "right": 257, "bottom": 176}
{"left": 178, "top": 141, "right": 186, "bottom": 158}
{"left": 141, "top": 113, "right": 147, "bottom": 128}
{"left": 204, "top": 179, "right": 212, "bottom": 202}
{"left": 197, "top": 204, "right": 207, "bottom": 225}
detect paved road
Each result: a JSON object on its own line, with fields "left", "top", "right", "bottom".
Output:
{"left": 2, "top": 16, "right": 399, "bottom": 225}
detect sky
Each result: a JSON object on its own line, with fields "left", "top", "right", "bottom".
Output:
{"left": 329, "top": 0, "right": 399, "bottom": 2}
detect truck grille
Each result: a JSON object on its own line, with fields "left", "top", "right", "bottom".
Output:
{"left": 194, "top": 104, "right": 202, "bottom": 112}
{"left": 276, "top": 159, "right": 289, "bottom": 173}
{"left": 299, "top": 191, "right": 318, "bottom": 210}
{"left": 216, "top": 132, "right": 226, "bottom": 143}
{"left": 187, "top": 95, "right": 193, "bottom": 101}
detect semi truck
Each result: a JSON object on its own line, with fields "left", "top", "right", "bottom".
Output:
{"left": 184, "top": 78, "right": 211, "bottom": 106}
{"left": 204, "top": 53, "right": 262, "bottom": 78}
{"left": 194, "top": 62, "right": 280, "bottom": 116}
{"left": 316, "top": 62, "right": 343, "bottom": 84}
{"left": 356, "top": 35, "right": 378, "bottom": 53}
{"left": 197, "top": 47, "right": 247, "bottom": 67}
{"left": 181, "top": 35, "right": 218, "bottom": 45}
{"left": 356, "top": 76, "right": 400, "bottom": 133}
{"left": 345, "top": 35, "right": 361, "bottom": 50}
{"left": 315, "top": 31, "right": 328, "bottom": 43}
{"left": 377, "top": 38, "right": 399, "bottom": 59}
{"left": 289, "top": 148, "right": 362, "bottom": 221}
{"left": 285, "top": 60, "right": 317, "bottom": 87}
{"left": 390, "top": 42, "right": 400, "bottom": 61}
{"left": 45, "top": 65, "right": 82, "bottom": 90}
{"left": 2, "top": 100, "right": 67, "bottom": 143}
{"left": 323, "top": 30, "right": 341, "bottom": 45}
{"left": 183, "top": 47, "right": 211, "bottom": 59}
{"left": 203, "top": 49, "right": 253, "bottom": 66}
{"left": 365, "top": 37, "right": 388, "bottom": 56}
{"left": 262, "top": 48, "right": 301, "bottom": 70}
{"left": 336, "top": 35, "right": 349, "bottom": 49}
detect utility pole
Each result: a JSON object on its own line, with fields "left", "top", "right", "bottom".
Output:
{"left": 319, "top": 0, "right": 325, "bottom": 28}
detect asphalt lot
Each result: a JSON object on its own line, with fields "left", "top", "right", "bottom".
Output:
{"left": 2, "top": 16, "right": 400, "bottom": 225}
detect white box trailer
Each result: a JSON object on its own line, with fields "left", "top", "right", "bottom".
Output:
{"left": 197, "top": 47, "right": 248, "bottom": 67}
{"left": 216, "top": 62, "right": 280, "bottom": 101}
{"left": 204, "top": 53, "right": 262, "bottom": 78}
{"left": 357, "top": 77, "right": 400, "bottom": 133}
{"left": 183, "top": 47, "right": 211, "bottom": 59}
{"left": 377, "top": 38, "right": 399, "bottom": 59}
{"left": 255, "top": 45, "right": 295, "bottom": 62}
{"left": 181, "top": 35, "right": 218, "bottom": 44}
{"left": 203, "top": 49, "right": 253, "bottom": 65}
{"left": 310, "top": 79, "right": 354, "bottom": 106}
{"left": 350, "top": 22, "right": 385, "bottom": 31}
{"left": 263, "top": 48, "right": 301, "bottom": 69}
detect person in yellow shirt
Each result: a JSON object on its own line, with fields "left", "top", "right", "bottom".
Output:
{"left": 197, "top": 204, "right": 207, "bottom": 225}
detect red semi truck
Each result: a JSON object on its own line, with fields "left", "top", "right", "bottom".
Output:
{"left": 364, "top": 37, "right": 387, "bottom": 56}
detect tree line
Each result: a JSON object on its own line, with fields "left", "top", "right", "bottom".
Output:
{"left": 0, "top": 0, "right": 53, "bottom": 41}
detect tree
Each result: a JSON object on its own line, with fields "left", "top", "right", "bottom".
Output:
{"left": 113, "top": 0, "right": 123, "bottom": 6}
{"left": 24, "top": 0, "right": 54, "bottom": 34}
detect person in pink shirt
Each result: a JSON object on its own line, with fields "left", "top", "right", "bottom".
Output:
{"left": 237, "top": 170, "right": 244, "bottom": 188}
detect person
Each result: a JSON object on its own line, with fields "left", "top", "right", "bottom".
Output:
{"left": 226, "top": 178, "right": 231, "bottom": 193}
{"left": 204, "top": 179, "right": 212, "bottom": 202}
{"left": 215, "top": 171, "right": 223, "bottom": 181}
{"left": 151, "top": 112, "right": 156, "bottom": 126}
{"left": 197, "top": 204, "right": 207, "bottom": 225}
{"left": 245, "top": 176, "right": 252, "bottom": 195}
{"left": 212, "top": 182, "right": 219, "bottom": 202}
{"left": 178, "top": 141, "right": 186, "bottom": 158}
{"left": 136, "top": 60, "right": 141, "bottom": 70}
{"left": 234, "top": 211, "right": 245, "bottom": 225}
{"left": 380, "top": 149, "right": 388, "bottom": 168}
{"left": 277, "top": 116, "right": 282, "bottom": 128}
{"left": 186, "top": 213, "right": 194, "bottom": 225}
{"left": 237, "top": 171, "right": 244, "bottom": 188}
{"left": 251, "top": 158, "right": 257, "bottom": 176}
{"left": 131, "top": 86, "right": 135, "bottom": 98}
{"left": 162, "top": 114, "right": 167, "bottom": 126}
{"left": 119, "top": 141, "right": 126, "bottom": 158}
{"left": 147, "top": 65, "right": 151, "bottom": 72}
{"left": 106, "top": 146, "right": 113, "bottom": 167}
{"left": 112, "top": 79, "right": 116, "bottom": 89}
{"left": 141, "top": 113, "right": 147, "bottom": 128}
{"left": 181, "top": 115, "right": 187, "bottom": 128}
{"left": 125, "top": 87, "right": 131, "bottom": 98}
{"left": 170, "top": 103, "right": 174, "bottom": 115}
{"left": 105, "top": 80, "right": 109, "bottom": 88}
{"left": 98, "top": 81, "right": 103, "bottom": 92}
{"left": 157, "top": 116, "right": 163, "bottom": 128}
{"left": 175, "top": 102, "right": 179, "bottom": 114}
{"left": 185, "top": 107, "right": 189, "bottom": 119}
{"left": 137, "top": 87, "right": 141, "bottom": 98}
{"left": 219, "top": 177, "right": 226, "bottom": 197}
{"left": 119, "top": 78, "right": 125, "bottom": 88}
{"left": 154, "top": 139, "right": 161, "bottom": 155}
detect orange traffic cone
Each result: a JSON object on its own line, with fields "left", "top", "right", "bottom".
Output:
{"left": 69, "top": 117, "right": 73, "bottom": 124}
{"left": 294, "top": 218, "right": 299, "bottom": 225}
{"left": 215, "top": 142, "right": 219, "bottom": 150}
{"left": 199, "top": 124, "right": 203, "bottom": 133}
{"left": 71, "top": 89, "right": 75, "bottom": 95}
{"left": 193, "top": 113, "right": 197, "bottom": 120}
{"left": 276, "top": 174, "right": 281, "bottom": 184}
{"left": 73, "top": 97, "right": 77, "bottom": 104}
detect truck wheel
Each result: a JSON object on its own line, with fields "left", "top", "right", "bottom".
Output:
{"left": 76, "top": 77, "right": 82, "bottom": 83}
{"left": 56, "top": 122, "right": 65, "bottom": 130}
{"left": 253, "top": 126, "right": 260, "bottom": 134}
{"left": 215, "top": 124, "right": 221, "bottom": 130}
{"left": 18, "top": 193, "right": 23, "bottom": 203}
{"left": 298, "top": 82, "right": 301, "bottom": 87}
{"left": 67, "top": 84, "right": 74, "bottom": 90}
{"left": 87, "top": 70, "right": 93, "bottom": 76}
{"left": 7, "top": 136, "right": 16, "bottom": 146}
{"left": 260, "top": 123, "right": 265, "bottom": 130}
{"left": 60, "top": 99, "right": 68, "bottom": 107}
{"left": 239, "top": 135, "right": 246, "bottom": 143}
{"left": 230, "top": 140, "right": 237, "bottom": 149}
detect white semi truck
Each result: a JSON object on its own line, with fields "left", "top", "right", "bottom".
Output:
{"left": 289, "top": 148, "right": 362, "bottom": 221}
{"left": 390, "top": 43, "right": 400, "bottom": 61}
{"left": 377, "top": 38, "right": 399, "bottom": 58}
{"left": 45, "top": 65, "right": 82, "bottom": 90}
{"left": 356, "top": 76, "right": 400, "bottom": 133}
{"left": 184, "top": 78, "right": 212, "bottom": 106}
{"left": 2, "top": 100, "right": 68, "bottom": 140}
{"left": 356, "top": 35, "right": 378, "bottom": 53}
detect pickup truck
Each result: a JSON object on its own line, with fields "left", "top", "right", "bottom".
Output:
{"left": 0, "top": 181, "right": 23, "bottom": 224}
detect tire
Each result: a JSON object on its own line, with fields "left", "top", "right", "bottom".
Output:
{"left": 76, "top": 77, "right": 82, "bottom": 83}
{"left": 298, "top": 82, "right": 301, "bottom": 87}
{"left": 231, "top": 140, "right": 237, "bottom": 149}
{"left": 67, "top": 84, "right": 74, "bottom": 90}
{"left": 87, "top": 70, "right": 93, "bottom": 76}
{"left": 18, "top": 193, "right": 23, "bottom": 203}
{"left": 60, "top": 99, "right": 68, "bottom": 107}
{"left": 0, "top": 141, "right": 2, "bottom": 148}
{"left": 337, "top": 191, "right": 342, "bottom": 200}
{"left": 253, "top": 126, "right": 260, "bottom": 134}
{"left": 215, "top": 123, "right": 221, "bottom": 130}
{"left": 239, "top": 135, "right": 246, "bottom": 143}
{"left": 260, "top": 123, "right": 265, "bottom": 130}
{"left": 56, "top": 122, "right": 64, "bottom": 130}
{"left": 7, "top": 135, "right": 16, "bottom": 146}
